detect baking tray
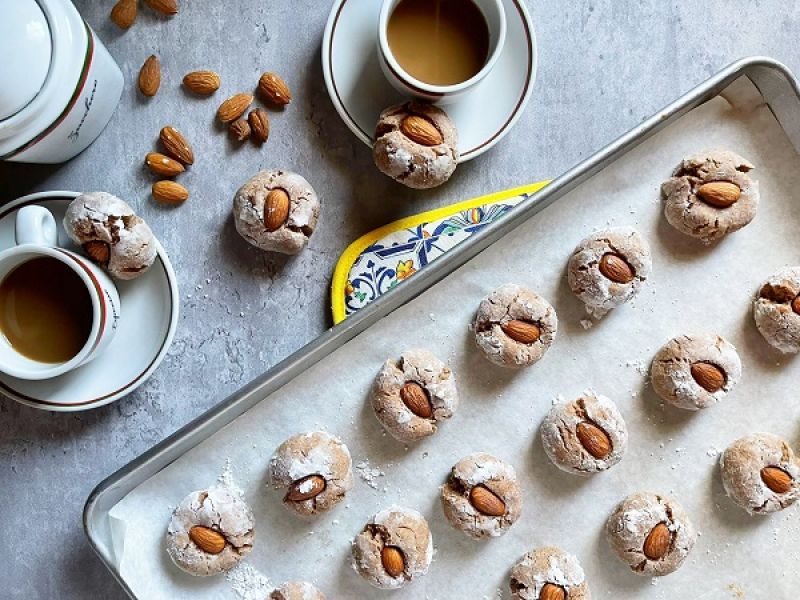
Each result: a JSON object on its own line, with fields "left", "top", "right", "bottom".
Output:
{"left": 84, "top": 57, "right": 800, "bottom": 598}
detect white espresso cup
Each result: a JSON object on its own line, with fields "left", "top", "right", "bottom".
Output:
{"left": 378, "top": 0, "right": 507, "bottom": 104}
{"left": 0, "top": 205, "right": 120, "bottom": 380}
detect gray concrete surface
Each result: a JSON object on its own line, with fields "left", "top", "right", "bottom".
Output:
{"left": 0, "top": 1, "right": 798, "bottom": 597}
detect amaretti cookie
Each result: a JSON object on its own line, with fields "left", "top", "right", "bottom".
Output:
{"left": 661, "top": 149, "right": 758, "bottom": 243}
{"left": 268, "top": 431, "right": 354, "bottom": 516}
{"left": 440, "top": 453, "right": 522, "bottom": 539}
{"left": 233, "top": 169, "right": 319, "bottom": 254}
{"left": 606, "top": 491, "right": 696, "bottom": 577}
{"left": 64, "top": 192, "right": 157, "bottom": 280}
{"left": 270, "top": 581, "right": 325, "bottom": 600}
{"left": 720, "top": 432, "right": 800, "bottom": 515}
{"left": 472, "top": 283, "right": 557, "bottom": 368}
{"left": 753, "top": 267, "right": 800, "bottom": 353}
{"left": 509, "top": 546, "right": 591, "bottom": 600}
{"left": 351, "top": 506, "right": 433, "bottom": 590}
{"left": 650, "top": 333, "right": 742, "bottom": 410}
{"left": 371, "top": 349, "right": 458, "bottom": 443}
{"left": 373, "top": 102, "right": 458, "bottom": 189}
{"left": 541, "top": 392, "right": 628, "bottom": 475}
{"left": 567, "top": 227, "right": 652, "bottom": 318}
{"left": 165, "top": 485, "right": 255, "bottom": 576}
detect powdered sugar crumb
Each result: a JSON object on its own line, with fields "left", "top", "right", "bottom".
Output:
{"left": 226, "top": 563, "right": 272, "bottom": 600}
{"left": 355, "top": 459, "right": 385, "bottom": 490}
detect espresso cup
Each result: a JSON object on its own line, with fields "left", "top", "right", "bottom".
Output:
{"left": 0, "top": 205, "right": 120, "bottom": 380}
{"left": 378, "top": 0, "right": 506, "bottom": 103}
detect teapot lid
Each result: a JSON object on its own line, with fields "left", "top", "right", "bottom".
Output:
{"left": 0, "top": 0, "right": 52, "bottom": 121}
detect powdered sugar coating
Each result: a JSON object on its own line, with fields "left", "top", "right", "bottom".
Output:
{"left": 650, "top": 333, "right": 742, "bottom": 410}
{"left": 63, "top": 192, "right": 157, "bottom": 280}
{"left": 371, "top": 349, "right": 459, "bottom": 442}
{"left": 720, "top": 432, "right": 800, "bottom": 515}
{"left": 753, "top": 267, "right": 800, "bottom": 353}
{"left": 567, "top": 227, "right": 652, "bottom": 318}
{"left": 270, "top": 581, "right": 325, "bottom": 600}
{"left": 441, "top": 452, "right": 522, "bottom": 539}
{"left": 165, "top": 485, "right": 255, "bottom": 577}
{"left": 233, "top": 170, "right": 319, "bottom": 255}
{"left": 605, "top": 491, "right": 696, "bottom": 577}
{"left": 509, "top": 546, "right": 591, "bottom": 599}
{"left": 269, "top": 431, "right": 353, "bottom": 516}
{"left": 351, "top": 506, "right": 432, "bottom": 590}
{"left": 472, "top": 283, "right": 558, "bottom": 368}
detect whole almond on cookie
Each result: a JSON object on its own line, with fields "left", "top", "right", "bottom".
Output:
{"left": 400, "top": 115, "right": 443, "bottom": 146}
{"left": 188, "top": 525, "right": 225, "bottom": 554}
{"left": 258, "top": 72, "right": 291, "bottom": 106}
{"left": 182, "top": 70, "right": 220, "bottom": 95}
{"left": 83, "top": 241, "right": 111, "bottom": 265}
{"left": 599, "top": 253, "right": 634, "bottom": 283}
{"left": 138, "top": 55, "right": 161, "bottom": 97}
{"left": 540, "top": 583, "right": 567, "bottom": 600}
{"left": 159, "top": 126, "right": 194, "bottom": 165}
{"left": 500, "top": 320, "right": 541, "bottom": 344}
{"left": 690, "top": 361, "right": 725, "bottom": 393}
{"left": 576, "top": 421, "right": 612, "bottom": 459}
{"left": 248, "top": 109, "right": 269, "bottom": 143}
{"left": 399, "top": 382, "right": 433, "bottom": 418}
{"left": 144, "top": 0, "right": 178, "bottom": 15}
{"left": 761, "top": 466, "right": 793, "bottom": 494}
{"left": 145, "top": 152, "right": 184, "bottom": 177}
{"left": 110, "top": 0, "right": 137, "bottom": 29}
{"left": 218, "top": 93, "right": 253, "bottom": 123}
{"left": 263, "top": 189, "right": 290, "bottom": 231}
{"left": 697, "top": 181, "right": 741, "bottom": 208}
{"left": 285, "top": 474, "right": 326, "bottom": 502}
{"left": 381, "top": 546, "right": 405, "bottom": 577}
{"left": 469, "top": 484, "right": 506, "bottom": 516}
{"left": 643, "top": 522, "right": 671, "bottom": 560}
{"left": 152, "top": 180, "right": 189, "bottom": 204}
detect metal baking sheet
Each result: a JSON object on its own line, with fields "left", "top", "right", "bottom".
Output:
{"left": 85, "top": 58, "right": 800, "bottom": 599}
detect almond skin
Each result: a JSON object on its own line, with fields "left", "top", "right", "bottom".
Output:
{"left": 381, "top": 546, "right": 405, "bottom": 577}
{"left": 399, "top": 382, "right": 433, "bottom": 418}
{"left": 110, "top": 0, "right": 137, "bottom": 29}
{"left": 793, "top": 295, "right": 800, "bottom": 315}
{"left": 500, "top": 319, "right": 541, "bottom": 344}
{"left": 182, "top": 70, "right": 220, "bottom": 95}
{"left": 152, "top": 180, "right": 189, "bottom": 204}
{"left": 540, "top": 583, "right": 567, "bottom": 600}
{"left": 83, "top": 241, "right": 111, "bottom": 265}
{"left": 468, "top": 484, "right": 506, "bottom": 517}
{"left": 690, "top": 361, "right": 726, "bottom": 393}
{"left": 697, "top": 181, "right": 741, "bottom": 208}
{"left": 248, "top": 109, "right": 270, "bottom": 143}
{"left": 218, "top": 93, "right": 253, "bottom": 123}
{"left": 145, "top": 152, "right": 185, "bottom": 177}
{"left": 576, "top": 421, "right": 612, "bottom": 459}
{"left": 643, "top": 522, "right": 671, "bottom": 560}
{"left": 144, "top": 0, "right": 178, "bottom": 16}
{"left": 159, "top": 126, "right": 194, "bottom": 165}
{"left": 761, "top": 466, "right": 793, "bottom": 494}
{"left": 138, "top": 55, "right": 161, "bottom": 97}
{"left": 285, "top": 474, "right": 326, "bottom": 502}
{"left": 229, "top": 119, "right": 251, "bottom": 142}
{"left": 400, "top": 115, "right": 443, "bottom": 146}
{"left": 188, "top": 525, "right": 225, "bottom": 554}
{"left": 264, "top": 189, "right": 290, "bottom": 232}
{"left": 599, "top": 253, "right": 634, "bottom": 283}
{"left": 258, "top": 72, "right": 292, "bottom": 106}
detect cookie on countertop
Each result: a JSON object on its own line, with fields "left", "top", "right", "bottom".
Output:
{"left": 472, "top": 283, "right": 558, "bottom": 368}
{"left": 753, "top": 267, "right": 800, "bottom": 353}
{"left": 509, "top": 546, "right": 591, "bottom": 600}
{"left": 661, "top": 149, "right": 758, "bottom": 243}
{"left": 270, "top": 581, "right": 325, "bottom": 600}
{"left": 720, "top": 432, "right": 800, "bottom": 515}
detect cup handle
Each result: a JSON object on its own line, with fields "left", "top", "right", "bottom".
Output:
{"left": 15, "top": 205, "right": 59, "bottom": 246}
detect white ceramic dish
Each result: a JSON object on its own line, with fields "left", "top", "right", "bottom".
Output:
{"left": 322, "top": 0, "right": 537, "bottom": 162}
{"left": 0, "top": 192, "right": 179, "bottom": 412}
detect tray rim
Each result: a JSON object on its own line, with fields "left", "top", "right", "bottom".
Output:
{"left": 83, "top": 56, "right": 800, "bottom": 598}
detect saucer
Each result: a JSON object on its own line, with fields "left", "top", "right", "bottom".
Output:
{"left": 322, "top": 0, "right": 537, "bottom": 162}
{"left": 0, "top": 191, "right": 179, "bottom": 412}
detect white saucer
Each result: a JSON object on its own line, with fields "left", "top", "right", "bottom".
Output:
{"left": 0, "top": 191, "right": 179, "bottom": 412}
{"left": 322, "top": 0, "right": 537, "bottom": 162}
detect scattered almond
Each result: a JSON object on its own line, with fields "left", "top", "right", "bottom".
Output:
{"left": 400, "top": 382, "right": 433, "bottom": 419}
{"left": 690, "top": 361, "right": 725, "bottom": 393}
{"left": 83, "top": 241, "right": 111, "bottom": 265}
{"left": 145, "top": 152, "right": 184, "bottom": 177}
{"left": 248, "top": 109, "right": 270, "bottom": 144}
{"left": 144, "top": 0, "right": 178, "bottom": 16}
{"left": 500, "top": 319, "right": 541, "bottom": 344}
{"left": 110, "top": 0, "right": 137, "bottom": 29}
{"left": 264, "top": 189, "right": 290, "bottom": 231}
{"left": 285, "top": 474, "right": 326, "bottom": 502}
{"left": 182, "top": 70, "right": 220, "bottom": 95}
{"left": 697, "top": 181, "right": 741, "bottom": 208}
{"left": 576, "top": 421, "right": 612, "bottom": 459}
{"left": 761, "top": 466, "right": 793, "bottom": 494}
{"left": 643, "top": 522, "right": 671, "bottom": 560}
{"left": 258, "top": 72, "right": 292, "bottom": 106}
{"left": 188, "top": 525, "right": 225, "bottom": 554}
{"left": 152, "top": 180, "right": 189, "bottom": 204}
{"left": 540, "top": 583, "right": 567, "bottom": 600}
{"left": 400, "top": 115, "right": 443, "bottom": 146}
{"left": 599, "top": 253, "right": 634, "bottom": 283}
{"left": 159, "top": 126, "right": 194, "bottom": 165}
{"left": 138, "top": 55, "right": 161, "bottom": 97}
{"left": 468, "top": 484, "right": 506, "bottom": 517}
{"left": 381, "top": 546, "right": 405, "bottom": 577}
{"left": 218, "top": 93, "right": 253, "bottom": 123}
{"left": 229, "top": 118, "right": 251, "bottom": 142}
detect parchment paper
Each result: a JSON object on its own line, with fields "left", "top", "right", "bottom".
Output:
{"left": 109, "top": 77, "right": 800, "bottom": 599}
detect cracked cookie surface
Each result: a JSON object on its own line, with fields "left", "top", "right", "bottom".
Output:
{"left": 753, "top": 267, "right": 800, "bottom": 353}
{"left": 509, "top": 546, "right": 591, "bottom": 599}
